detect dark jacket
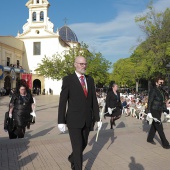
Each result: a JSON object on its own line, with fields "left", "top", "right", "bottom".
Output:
{"left": 58, "top": 73, "right": 100, "bottom": 128}
{"left": 148, "top": 86, "right": 166, "bottom": 113}
{"left": 10, "top": 93, "right": 34, "bottom": 127}
{"left": 106, "top": 91, "right": 122, "bottom": 110}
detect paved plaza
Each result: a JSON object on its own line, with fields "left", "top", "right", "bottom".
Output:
{"left": 0, "top": 95, "right": 170, "bottom": 170}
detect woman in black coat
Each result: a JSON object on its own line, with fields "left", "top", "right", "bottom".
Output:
{"left": 106, "top": 83, "right": 122, "bottom": 129}
{"left": 8, "top": 82, "right": 34, "bottom": 138}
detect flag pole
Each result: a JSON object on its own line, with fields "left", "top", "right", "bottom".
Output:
{"left": 95, "top": 102, "right": 116, "bottom": 142}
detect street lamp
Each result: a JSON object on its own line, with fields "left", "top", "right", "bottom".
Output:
{"left": 166, "top": 62, "right": 170, "bottom": 97}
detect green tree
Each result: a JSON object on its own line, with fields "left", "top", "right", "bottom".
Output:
{"left": 135, "top": 4, "right": 170, "bottom": 69}
{"left": 111, "top": 4, "right": 170, "bottom": 91}
{"left": 86, "top": 52, "right": 111, "bottom": 85}
{"left": 111, "top": 58, "right": 136, "bottom": 87}
{"left": 35, "top": 42, "right": 111, "bottom": 85}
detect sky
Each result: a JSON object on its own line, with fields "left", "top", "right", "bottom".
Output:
{"left": 0, "top": 0, "right": 170, "bottom": 65}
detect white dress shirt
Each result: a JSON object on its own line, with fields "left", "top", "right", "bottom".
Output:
{"left": 75, "top": 71, "right": 88, "bottom": 91}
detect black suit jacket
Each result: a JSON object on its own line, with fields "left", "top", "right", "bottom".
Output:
{"left": 148, "top": 87, "right": 166, "bottom": 113}
{"left": 58, "top": 73, "right": 100, "bottom": 128}
{"left": 106, "top": 91, "right": 122, "bottom": 111}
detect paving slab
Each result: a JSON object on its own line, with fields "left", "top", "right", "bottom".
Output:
{"left": 0, "top": 95, "right": 170, "bottom": 170}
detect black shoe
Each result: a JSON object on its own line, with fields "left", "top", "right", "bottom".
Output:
{"left": 147, "top": 140, "right": 156, "bottom": 145}
{"left": 68, "top": 155, "right": 75, "bottom": 170}
{"left": 27, "top": 122, "right": 30, "bottom": 129}
{"left": 163, "top": 145, "right": 170, "bottom": 149}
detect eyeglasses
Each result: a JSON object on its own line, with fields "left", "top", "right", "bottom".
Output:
{"left": 76, "top": 62, "right": 87, "bottom": 66}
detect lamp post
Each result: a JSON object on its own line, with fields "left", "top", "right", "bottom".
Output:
{"left": 166, "top": 62, "right": 170, "bottom": 97}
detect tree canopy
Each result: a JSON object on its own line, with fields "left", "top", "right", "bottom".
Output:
{"left": 111, "top": 5, "right": 170, "bottom": 88}
{"left": 35, "top": 42, "right": 111, "bottom": 85}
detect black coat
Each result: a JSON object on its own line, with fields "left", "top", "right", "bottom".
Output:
{"left": 106, "top": 91, "right": 122, "bottom": 109}
{"left": 148, "top": 86, "right": 166, "bottom": 113}
{"left": 105, "top": 91, "right": 122, "bottom": 117}
{"left": 58, "top": 73, "right": 100, "bottom": 129}
{"left": 10, "top": 93, "right": 34, "bottom": 127}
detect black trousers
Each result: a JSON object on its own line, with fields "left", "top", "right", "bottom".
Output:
{"left": 147, "top": 109, "right": 169, "bottom": 146}
{"left": 68, "top": 125, "right": 90, "bottom": 170}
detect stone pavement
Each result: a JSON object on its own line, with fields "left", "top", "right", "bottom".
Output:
{"left": 0, "top": 95, "right": 170, "bottom": 170}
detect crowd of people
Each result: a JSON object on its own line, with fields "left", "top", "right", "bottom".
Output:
{"left": 96, "top": 76, "right": 170, "bottom": 153}
{"left": 97, "top": 89, "right": 170, "bottom": 122}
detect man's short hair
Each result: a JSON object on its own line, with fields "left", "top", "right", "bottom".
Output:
{"left": 154, "top": 75, "right": 165, "bottom": 83}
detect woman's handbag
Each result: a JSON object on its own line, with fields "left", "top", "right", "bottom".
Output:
{"left": 4, "top": 112, "right": 14, "bottom": 131}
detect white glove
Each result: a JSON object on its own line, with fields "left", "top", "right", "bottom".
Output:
{"left": 147, "top": 113, "right": 153, "bottom": 119}
{"left": 164, "top": 112, "right": 167, "bottom": 116}
{"left": 9, "top": 113, "right": 12, "bottom": 118}
{"left": 58, "top": 124, "right": 66, "bottom": 133}
{"left": 166, "top": 114, "right": 170, "bottom": 119}
{"left": 30, "top": 111, "right": 36, "bottom": 117}
{"left": 108, "top": 107, "right": 112, "bottom": 115}
{"left": 97, "top": 121, "right": 102, "bottom": 130}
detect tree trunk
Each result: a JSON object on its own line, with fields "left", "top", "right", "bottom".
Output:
{"left": 136, "top": 80, "right": 139, "bottom": 93}
{"left": 148, "top": 80, "right": 151, "bottom": 94}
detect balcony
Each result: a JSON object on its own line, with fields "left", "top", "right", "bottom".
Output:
{"left": 4, "top": 64, "right": 26, "bottom": 73}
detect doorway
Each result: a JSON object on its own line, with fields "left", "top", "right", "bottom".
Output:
{"left": 33, "top": 79, "right": 41, "bottom": 95}
{"left": 4, "top": 76, "right": 11, "bottom": 95}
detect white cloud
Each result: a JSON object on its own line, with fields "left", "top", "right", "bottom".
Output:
{"left": 154, "top": 0, "right": 170, "bottom": 11}
{"left": 69, "top": 0, "right": 170, "bottom": 64}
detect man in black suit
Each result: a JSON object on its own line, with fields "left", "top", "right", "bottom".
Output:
{"left": 147, "top": 76, "right": 170, "bottom": 149}
{"left": 58, "top": 56, "right": 101, "bottom": 170}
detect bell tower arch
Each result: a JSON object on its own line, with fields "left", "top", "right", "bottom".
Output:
{"left": 20, "top": 0, "right": 54, "bottom": 34}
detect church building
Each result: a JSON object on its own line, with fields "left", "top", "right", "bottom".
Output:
{"left": 0, "top": 0, "right": 79, "bottom": 95}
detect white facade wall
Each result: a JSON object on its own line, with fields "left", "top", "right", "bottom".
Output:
{"left": 21, "top": 37, "right": 67, "bottom": 95}
{"left": 21, "top": 37, "right": 66, "bottom": 73}
{"left": 45, "top": 78, "right": 62, "bottom": 95}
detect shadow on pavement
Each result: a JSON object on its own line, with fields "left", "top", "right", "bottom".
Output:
{"left": 25, "top": 126, "right": 55, "bottom": 139}
{"left": 116, "top": 121, "right": 126, "bottom": 128}
{"left": 0, "top": 126, "right": 55, "bottom": 169}
{"left": 0, "top": 138, "right": 38, "bottom": 169}
{"left": 128, "top": 156, "right": 144, "bottom": 170}
{"left": 84, "top": 122, "right": 117, "bottom": 169}
{"left": 36, "top": 105, "right": 58, "bottom": 112}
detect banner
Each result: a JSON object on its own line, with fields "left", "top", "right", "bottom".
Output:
{"left": 21, "top": 73, "right": 32, "bottom": 89}
{"left": 0, "top": 65, "right": 4, "bottom": 80}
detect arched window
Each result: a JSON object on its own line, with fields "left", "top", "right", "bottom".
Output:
{"left": 32, "top": 12, "right": 36, "bottom": 21}
{"left": 40, "top": 11, "right": 44, "bottom": 21}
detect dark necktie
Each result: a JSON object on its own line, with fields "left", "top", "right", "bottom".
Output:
{"left": 80, "top": 75, "right": 88, "bottom": 97}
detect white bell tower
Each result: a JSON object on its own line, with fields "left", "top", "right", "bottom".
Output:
{"left": 20, "top": 0, "right": 54, "bottom": 35}
{"left": 16, "top": 0, "right": 70, "bottom": 95}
